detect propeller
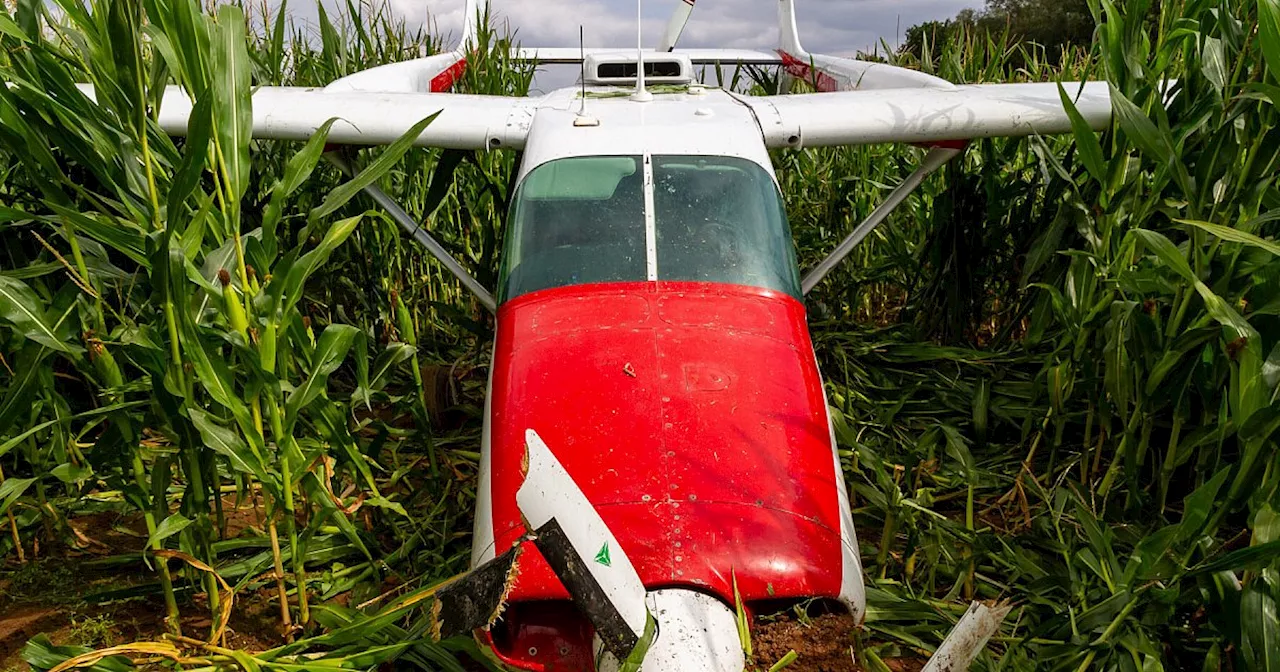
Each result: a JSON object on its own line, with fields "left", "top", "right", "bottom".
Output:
{"left": 656, "top": 0, "right": 695, "bottom": 52}
{"left": 517, "top": 429, "right": 656, "bottom": 664}
{"left": 435, "top": 429, "right": 655, "bottom": 667}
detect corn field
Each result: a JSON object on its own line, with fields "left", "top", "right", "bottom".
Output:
{"left": 0, "top": 0, "right": 1277, "bottom": 670}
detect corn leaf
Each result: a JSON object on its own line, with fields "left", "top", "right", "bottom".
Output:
{"left": 1178, "top": 219, "right": 1280, "bottom": 257}
{"left": 0, "top": 477, "right": 36, "bottom": 518}
{"left": 1240, "top": 584, "right": 1280, "bottom": 672}
{"left": 188, "top": 407, "right": 272, "bottom": 487}
{"left": 209, "top": 4, "right": 252, "bottom": 207}
{"left": 1261, "top": 0, "right": 1280, "bottom": 83}
{"left": 1109, "top": 84, "right": 1172, "bottom": 165}
{"left": 308, "top": 113, "right": 440, "bottom": 223}
{"left": 285, "top": 324, "right": 359, "bottom": 429}
{"left": 262, "top": 118, "right": 339, "bottom": 258}
{"left": 1058, "top": 82, "right": 1107, "bottom": 182}
{"left": 0, "top": 276, "right": 78, "bottom": 353}
{"left": 0, "top": 12, "right": 30, "bottom": 41}
{"left": 278, "top": 215, "right": 362, "bottom": 319}
{"left": 1133, "top": 229, "right": 1257, "bottom": 342}
{"left": 146, "top": 513, "right": 192, "bottom": 549}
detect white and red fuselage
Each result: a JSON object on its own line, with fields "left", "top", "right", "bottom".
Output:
{"left": 467, "top": 87, "right": 865, "bottom": 671}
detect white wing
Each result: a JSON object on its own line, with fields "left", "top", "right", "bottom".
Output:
{"left": 740, "top": 82, "right": 1111, "bottom": 149}
{"left": 75, "top": 84, "right": 536, "bottom": 150}
{"left": 512, "top": 47, "right": 783, "bottom": 65}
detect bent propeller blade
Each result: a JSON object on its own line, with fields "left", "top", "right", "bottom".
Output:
{"left": 656, "top": 0, "right": 695, "bottom": 52}
{"left": 430, "top": 543, "right": 522, "bottom": 640}
{"left": 516, "top": 429, "right": 655, "bottom": 663}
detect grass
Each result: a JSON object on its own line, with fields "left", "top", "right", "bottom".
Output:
{"left": 63, "top": 616, "right": 115, "bottom": 649}
{"left": 0, "top": 0, "right": 1277, "bottom": 670}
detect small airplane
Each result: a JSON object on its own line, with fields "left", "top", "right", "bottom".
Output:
{"left": 71, "top": 0, "right": 1115, "bottom": 669}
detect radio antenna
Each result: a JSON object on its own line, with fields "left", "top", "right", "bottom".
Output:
{"left": 580, "top": 26, "right": 587, "bottom": 112}
{"left": 574, "top": 25, "right": 600, "bottom": 126}
{"left": 632, "top": 0, "right": 652, "bottom": 101}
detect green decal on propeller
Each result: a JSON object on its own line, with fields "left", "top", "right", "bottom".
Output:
{"left": 595, "top": 542, "right": 612, "bottom": 567}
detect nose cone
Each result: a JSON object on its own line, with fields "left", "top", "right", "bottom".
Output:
{"left": 597, "top": 590, "right": 745, "bottom": 672}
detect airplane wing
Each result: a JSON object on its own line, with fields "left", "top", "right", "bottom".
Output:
{"left": 738, "top": 81, "right": 1112, "bottom": 149}
{"left": 73, "top": 84, "right": 537, "bottom": 150}
{"left": 512, "top": 47, "right": 783, "bottom": 65}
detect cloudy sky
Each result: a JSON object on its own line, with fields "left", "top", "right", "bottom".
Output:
{"left": 288, "top": 0, "right": 977, "bottom": 89}
{"left": 417, "top": 0, "right": 975, "bottom": 54}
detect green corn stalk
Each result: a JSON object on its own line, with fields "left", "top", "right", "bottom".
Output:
{"left": 0, "top": 461, "right": 23, "bottom": 563}
{"left": 91, "top": 337, "right": 182, "bottom": 634}
{"left": 393, "top": 288, "right": 438, "bottom": 477}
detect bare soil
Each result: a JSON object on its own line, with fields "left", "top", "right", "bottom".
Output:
{"left": 5, "top": 506, "right": 926, "bottom": 672}
{"left": 752, "top": 613, "right": 926, "bottom": 672}
{"left": 0, "top": 503, "right": 285, "bottom": 672}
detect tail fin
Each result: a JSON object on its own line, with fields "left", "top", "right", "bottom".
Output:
{"left": 459, "top": 0, "right": 486, "bottom": 51}
{"left": 778, "top": 0, "right": 804, "bottom": 55}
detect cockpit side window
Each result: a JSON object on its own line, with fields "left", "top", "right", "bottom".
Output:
{"left": 499, "top": 156, "right": 645, "bottom": 302}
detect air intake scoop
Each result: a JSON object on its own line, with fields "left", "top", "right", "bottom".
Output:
{"left": 584, "top": 53, "right": 693, "bottom": 86}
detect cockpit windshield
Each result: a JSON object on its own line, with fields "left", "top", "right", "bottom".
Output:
{"left": 499, "top": 155, "right": 801, "bottom": 303}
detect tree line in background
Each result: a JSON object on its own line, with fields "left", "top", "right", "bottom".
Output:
{"left": 900, "top": 0, "right": 1098, "bottom": 64}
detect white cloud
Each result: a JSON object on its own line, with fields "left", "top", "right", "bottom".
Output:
{"left": 374, "top": 0, "right": 977, "bottom": 53}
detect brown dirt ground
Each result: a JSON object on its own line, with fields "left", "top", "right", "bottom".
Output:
{"left": 6, "top": 506, "right": 927, "bottom": 672}
{"left": 752, "top": 613, "right": 926, "bottom": 672}
{"left": 0, "top": 502, "right": 287, "bottom": 672}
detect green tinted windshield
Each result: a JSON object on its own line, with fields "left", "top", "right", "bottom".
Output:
{"left": 500, "top": 156, "right": 645, "bottom": 302}
{"left": 499, "top": 155, "right": 801, "bottom": 302}
{"left": 653, "top": 156, "right": 800, "bottom": 296}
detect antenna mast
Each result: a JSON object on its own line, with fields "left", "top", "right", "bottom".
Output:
{"left": 632, "top": 0, "right": 652, "bottom": 101}
{"left": 574, "top": 25, "right": 599, "bottom": 126}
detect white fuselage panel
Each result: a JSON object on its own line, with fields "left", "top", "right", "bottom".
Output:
{"left": 517, "top": 87, "right": 776, "bottom": 180}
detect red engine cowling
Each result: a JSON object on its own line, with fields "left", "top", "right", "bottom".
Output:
{"left": 476, "top": 281, "right": 852, "bottom": 670}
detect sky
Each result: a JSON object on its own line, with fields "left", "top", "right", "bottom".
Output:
{"left": 286, "top": 0, "right": 978, "bottom": 90}
{"left": 412, "top": 0, "right": 976, "bottom": 55}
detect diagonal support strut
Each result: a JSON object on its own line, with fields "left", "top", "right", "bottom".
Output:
{"left": 801, "top": 145, "right": 962, "bottom": 295}
{"left": 325, "top": 152, "right": 498, "bottom": 313}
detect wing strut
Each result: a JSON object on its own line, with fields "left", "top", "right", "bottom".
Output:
{"left": 325, "top": 152, "right": 498, "bottom": 312}
{"left": 801, "top": 145, "right": 962, "bottom": 294}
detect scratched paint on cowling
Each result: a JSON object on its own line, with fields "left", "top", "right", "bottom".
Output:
{"left": 488, "top": 281, "right": 844, "bottom": 617}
